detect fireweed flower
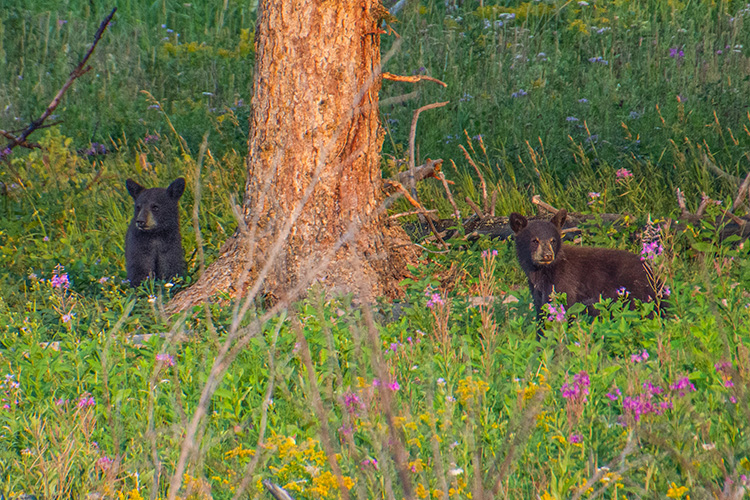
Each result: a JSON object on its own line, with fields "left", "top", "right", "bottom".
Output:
{"left": 615, "top": 168, "right": 633, "bottom": 180}
{"left": 96, "top": 456, "right": 114, "bottom": 471}
{"left": 425, "top": 291, "right": 444, "bottom": 308}
{"left": 388, "top": 380, "right": 400, "bottom": 392}
{"left": 50, "top": 266, "right": 70, "bottom": 289}
{"left": 670, "top": 377, "right": 696, "bottom": 397}
{"left": 77, "top": 394, "right": 96, "bottom": 409}
{"left": 544, "top": 303, "right": 566, "bottom": 322}
{"left": 344, "top": 392, "right": 364, "bottom": 414}
{"left": 640, "top": 241, "right": 663, "bottom": 261}
{"left": 561, "top": 371, "right": 590, "bottom": 400}
{"left": 156, "top": 353, "right": 175, "bottom": 367}
{"left": 630, "top": 349, "right": 649, "bottom": 363}
{"left": 606, "top": 386, "right": 621, "bottom": 401}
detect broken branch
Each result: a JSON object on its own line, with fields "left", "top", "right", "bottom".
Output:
{"left": 3, "top": 8, "right": 116, "bottom": 151}
{"left": 382, "top": 72, "right": 448, "bottom": 87}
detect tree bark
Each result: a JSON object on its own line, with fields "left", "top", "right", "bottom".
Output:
{"left": 169, "top": 0, "right": 416, "bottom": 311}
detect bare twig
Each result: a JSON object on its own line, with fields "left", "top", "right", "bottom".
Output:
{"left": 732, "top": 169, "right": 750, "bottom": 211}
{"left": 380, "top": 91, "right": 419, "bottom": 107}
{"left": 722, "top": 209, "right": 748, "bottom": 227}
{"left": 389, "top": 209, "right": 438, "bottom": 219}
{"left": 408, "top": 101, "right": 449, "bottom": 196}
{"left": 460, "top": 144, "right": 488, "bottom": 212}
{"left": 438, "top": 171, "right": 461, "bottom": 221}
{"left": 702, "top": 152, "right": 741, "bottom": 184}
{"left": 392, "top": 158, "right": 443, "bottom": 187}
{"left": 465, "top": 196, "right": 484, "bottom": 218}
{"left": 387, "top": 179, "right": 447, "bottom": 248}
{"left": 490, "top": 190, "right": 498, "bottom": 217}
{"left": 294, "top": 320, "right": 351, "bottom": 500}
{"left": 3, "top": 8, "right": 116, "bottom": 151}
{"left": 362, "top": 307, "right": 415, "bottom": 500}
{"left": 531, "top": 195, "right": 559, "bottom": 214}
{"left": 676, "top": 188, "right": 689, "bottom": 216}
{"left": 383, "top": 72, "right": 448, "bottom": 87}
{"left": 696, "top": 192, "right": 710, "bottom": 218}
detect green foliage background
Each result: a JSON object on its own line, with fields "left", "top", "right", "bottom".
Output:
{"left": 1, "top": 0, "right": 750, "bottom": 499}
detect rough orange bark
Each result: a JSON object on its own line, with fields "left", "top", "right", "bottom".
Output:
{"left": 169, "top": 0, "right": 415, "bottom": 311}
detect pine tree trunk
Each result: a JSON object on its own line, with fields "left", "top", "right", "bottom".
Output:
{"left": 169, "top": 0, "right": 416, "bottom": 311}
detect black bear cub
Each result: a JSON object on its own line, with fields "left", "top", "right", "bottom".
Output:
{"left": 125, "top": 177, "right": 186, "bottom": 288}
{"left": 509, "top": 209, "right": 659, "bottom": 325}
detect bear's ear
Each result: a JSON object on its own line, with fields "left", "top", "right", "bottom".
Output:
{"left": 509, "top": 213, "right": 528, "bottom": 234}
{"left": 167, "top": 178, "right": 186, "bottom": 199}
{"left": 551, "top": 209, "right": 567, "bottom": 229}
{"left": 126, "top": 179, "right": 144, "bottom": 200}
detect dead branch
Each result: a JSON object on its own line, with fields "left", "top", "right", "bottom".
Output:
{"left": 722, "top": 209, "right": 747, "bottom": 227}
{"left": 490, "top": 190, "right": 498, "bottom": 216}
{"left": 389, "top": 209, "right": 438, "bottom": 219}
{"left": 393, "top": 158, "right": 443, "bottom": 186}
{"left": 382, "top": 72, "right": 448, "bottom": 87}
{"left": 407, "top": 101, "right": 449, "bottom": 197}
{"left": 380, "top": 91, "right": 419, "bottom": 107}
{"left": 438, "top": 171, "right": 461, "bottom": 221}
{"left": 2, "top": 8, "right": 116, "bottom": 152}
{"left": 0, "top": 131, "right": 41, "bottom": 150}
{"left": 531, "top": 195, "right": 559, "bottom": 214}
{"left": 465, "top": 196, "right": 484, "bottom": 218}
{"left": 676, "top": 188, "right": 689, "bottom": 217}
{"left": 702, "top": 152, "right": 741, "bottom": 184}
{"left": 459, "top": 144, "right": 488, "bottom": 213}
{"left": 732, "top": 169, "right": 750, "bottom": 211}
{"left": 696, "top": 193, "right": 710, "bottom": 218}
{"left": 386, "top": 179, "right": 447, "bottom": 248}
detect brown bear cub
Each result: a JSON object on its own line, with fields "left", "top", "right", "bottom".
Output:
{"left": 125, "top": 178, "right": 186, "bottom": 288}
{"left": 509, "top": 210, "right": 660, "bottom": 326}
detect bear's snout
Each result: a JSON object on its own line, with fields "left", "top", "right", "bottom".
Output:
{"left": 532, "top": 240, "right": 556, "bottom": 265}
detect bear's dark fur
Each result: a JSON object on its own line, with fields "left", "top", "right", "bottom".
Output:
{"left": 509, "top": 209, "right": 659, "bottom": 324}
{"left": 125, "top": 177, "right": 186, "bottom": 287}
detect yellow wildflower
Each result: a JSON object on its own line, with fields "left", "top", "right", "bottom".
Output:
{"left": 667, "top": 482, "right": 688, "bottom": 498}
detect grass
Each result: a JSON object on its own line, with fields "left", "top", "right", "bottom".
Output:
{"left": 1, "top": 0, "right": 750, "bottom": 498}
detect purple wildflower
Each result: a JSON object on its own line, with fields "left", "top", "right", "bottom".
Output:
{"left": 561, "top": 371, "right": 590, "bottom": 400}
{"left": 77, "top": 394, "right": 96, "bottom": 409}
{"left": 344, "top": 392, "right": 364, "bottom": 414}
{"left": 155, "top": 353, "right": 175, "bottom": 367}
{"left": 96, "top": 456, "right": 113, "bottom": 471}
{"left": 640, "top": 241, "right": 664, "bottom": 261}
{"left": 615, "top": 168, "right": 633, "bottom": 180}
{"left": 425, "top": 291, "right": 444, "bottom": 308}
{"left": 669, "top": 47, "right": 685, "bottom": 59}
{"left": 51, "top": 266, "right": 70, "bottom": 289}
{"left": 630, "top": 350, "right": 649, "bottom": 363}
{"left": 511, "top": 88, "right": 528, "bottom": 98}
{"left": 388, "top": 380, "right": 400, "bottom": 392}
{"left": 544, "top": 303, "right": 566, "bottom": 322}
{"left": 569, "top": 434, "right": 582, "bottom": 444}
{"left": 606, "top": 386, "right": 621, "bottom": 401}
{"left": 669, "top": 377, "right": 696, "bottom": 397}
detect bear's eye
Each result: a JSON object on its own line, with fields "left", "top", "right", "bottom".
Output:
{"left": 151, "top": 205, "right": 159, "bottom": 212}
{"left": 136, "top": 204, "right": 141, "bottom": 211}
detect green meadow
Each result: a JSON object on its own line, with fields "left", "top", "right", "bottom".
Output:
{"left": 1, "top": 1, "right": 750, "bottom": 498}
